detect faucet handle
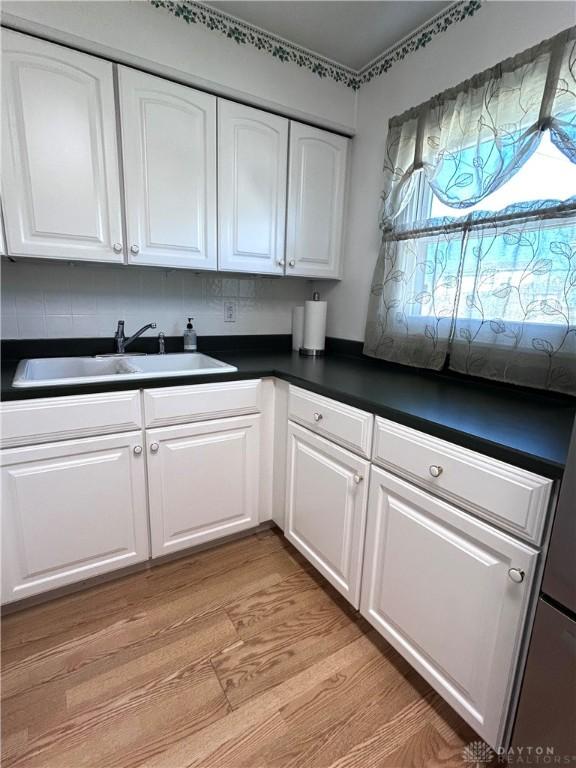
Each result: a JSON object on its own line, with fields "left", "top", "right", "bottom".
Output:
{"left": 151, "top": 323, "right": 157, "bottom": 329}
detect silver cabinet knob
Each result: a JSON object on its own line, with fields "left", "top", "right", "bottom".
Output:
{"left": 150, "top": 442, "right": 159, "bottom": 453}
{"left": 429, "top": 464, "right": 443, "bottom": 478}
{"left": 353, "top": 474, "right": 363, "bottom": 485}
{"left": 313, "top": 412, "right": 323, "bottom": 422}
{"left": 277, "top": 259, "right": 285, "bottom": 267}
{"left": 508, "top": 568, "right": 525, "bottom": 583}
{"left": 133, "top": 445, "right": 142, "bottom": 455}
{"left": 130, "top": 244, "right": 140, "bottom": 254}
{"left": 112, "top": 243, "right": 123, "bottom": 253}
{"left": 288, "top": 259, "right": 296, "bottom": 267}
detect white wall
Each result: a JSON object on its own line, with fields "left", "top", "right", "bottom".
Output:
{"left": 1, "top": 260, "right": 313, "bottom": 339}
{"left": 1, "top": 0, "right": 357, "bottom": 133}
{"left": 320, "top": 0, "right": 576, "bottom": 341}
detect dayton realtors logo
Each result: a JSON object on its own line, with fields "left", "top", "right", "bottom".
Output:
{"left": 463, "top": 741, "right": 495, "bottom": 765}
{"left": 463, "top": 741, "right": 576, "bottom": 766}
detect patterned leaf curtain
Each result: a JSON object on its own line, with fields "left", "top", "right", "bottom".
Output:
{"left": 364, "top": 26, "right": 576, "bottom": 395}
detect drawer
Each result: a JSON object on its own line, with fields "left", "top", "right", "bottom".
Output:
{"left": 288, "top": 385, "right": 373, "bottom": 458}
{"left": 372, "top": 417, "right": 554, "bottom": 544}
{"left": 0, "top": 391, "right": 142, "bottom": 448}
{"left": 143, "top": 380, "right": 262, "bottom": 428}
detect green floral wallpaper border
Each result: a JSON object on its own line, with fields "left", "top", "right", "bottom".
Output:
{"left": 358, "top": 0, "right": 482, "bottom": 86}
{"left": 149, "top": 0, "right": 483, "bottom": 91}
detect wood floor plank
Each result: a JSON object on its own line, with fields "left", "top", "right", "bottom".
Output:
{"left": 140, "top": 633, "right": 385, "bottom": 768}
{"left": 265, "top": 641, "right": 422, "bottom": 767}
{"left": 378, "top": 723, "right": 473, "bottom": 768}
{"left": 1, "top": 529, "right": 480, "bottom": 768}
{"left": 212, "top": 595, "right": 366, "bottom": 708}
{"left": 5, "top": 659, "right": 229, "bottom": 768}
{"left": 226, "top": 569, "right": 322, "bottom": 638}
{"left": 1, "top": 528, "right": 287, "bottom": 667}
{"left": 2, "top": 546, "right": 301, "bottom": 701}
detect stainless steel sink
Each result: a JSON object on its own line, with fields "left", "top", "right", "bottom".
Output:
{"left": 12, "top": 353, "right": 238, "bottom": 387}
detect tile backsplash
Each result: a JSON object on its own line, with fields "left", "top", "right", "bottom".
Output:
{"left": 1, "top": 260, "right": 314, "bottom": 339}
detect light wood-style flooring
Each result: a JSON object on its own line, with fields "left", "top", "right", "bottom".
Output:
{"left": 1, "top": 528, "right": 479, "bottom": 767}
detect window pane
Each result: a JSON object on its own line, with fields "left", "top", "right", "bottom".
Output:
{"left": 430, "top": 132, "right": 576, "bottom": 219}
{"left": 457, "top": 218, "right": 575, "bottom": 326}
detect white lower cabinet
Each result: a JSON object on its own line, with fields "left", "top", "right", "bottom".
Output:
{"left": 146, "top": 415, "right": 261, "bottom": 557}
{"left": 285, "top": 422, "right": 369, "bottom": 608}
{"left": 1, "top": 431, "right": 149, "bottom": 604}
{"left": 361, "top": 465, "right": 538, "bottom": 748}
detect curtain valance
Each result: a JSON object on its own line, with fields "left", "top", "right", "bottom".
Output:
{"left": 381, "top": 26, "right": 576, "bottom": 229}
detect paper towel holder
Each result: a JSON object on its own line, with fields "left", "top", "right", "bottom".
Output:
{"left": 299, "top": 291, "right": 326, "bottom": 357}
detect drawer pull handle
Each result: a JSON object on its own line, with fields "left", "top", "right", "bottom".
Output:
{"left": 288, "top": 259, "right": 296, "bottom": 267}
{"left": 130, "top": 244, "right": 140, "bottom": 254}
{"left": 313, "top": 412, "right": 323, "bottom": 422}
{"left": 429, "top": 464, "right": 443, "bottom": 478}
{"left": 277, "top": 258, "right": 285, "bottom": 267}
{"left": 508, "top": 568, "right": 525, "bottom": 584}
{"left": 112, "top": 243, "right": 123, "bottom": 253}
{"left": 133, "top": 445, "right": 142, "bottom": 455}
{"left": 150, "top": 442, "right": 159, "bottom": 453}
{"left": 353, "top": 474, "right": 363, "bottom": 485}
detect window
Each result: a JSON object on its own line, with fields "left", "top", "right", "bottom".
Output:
{"left": 364, "top": 27, "right": 576, "bottom": 393}
{"left": 404, "top": 131, "right": 576, "bottom": 331}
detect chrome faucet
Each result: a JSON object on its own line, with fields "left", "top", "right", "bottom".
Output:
{"left": 114, "top": 320, "right": 157, "bottom": 354}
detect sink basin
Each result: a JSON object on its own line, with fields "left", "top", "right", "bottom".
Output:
{"left": 12, "top": 353, "right": 238, "bottom": 387}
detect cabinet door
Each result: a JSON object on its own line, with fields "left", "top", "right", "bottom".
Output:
{"left": 1, "top": 432, "right": 149, "bottom": 604}
{"left": 218, "top": 100, "right": 288, "bottom": 275}
{"left": 1, "top": 31, "right": 124, "bottom": 262}
{"left": 119, "top": 67, "right": 217, "bottom": 270}
{"left": 286, "top": 123, "right": 348, "bottom": 279}
{"left": 285, "top": 422, "right": 369, "bottom": 607}
{"left": 361, "top": 465, "right": 538, "bottom": 748}
{"left": 147, "top": 415, "right": 260, "bottom": 557}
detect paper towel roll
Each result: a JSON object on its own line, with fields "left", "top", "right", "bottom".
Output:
{"left": 292, "top": 306, "right": 304, "bottom": 351}
{"left": 303, "top": 299, "right": 327, "bottom": 353}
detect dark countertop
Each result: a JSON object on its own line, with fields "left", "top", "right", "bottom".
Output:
{"left": 2, "top": 342, "right": 574, "bottom": 478}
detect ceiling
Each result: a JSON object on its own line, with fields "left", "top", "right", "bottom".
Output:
{"left": 205, "top": 1, "right": 452, "bottom": 71}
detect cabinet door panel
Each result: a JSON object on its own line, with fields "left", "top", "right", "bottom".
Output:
{"left": 285, "top": 423, "right": 369, "bottom": 607}
{"left": 147, "top": 416, "right": 260, "bottom": 556}
{"left": 1, "top": 31, "right": 123, "bottom": 262}
{"left": 361, "top": 466, "right": 538, "bottom": 748}
{"left": 1, "top": 432, "right": 149, "bottom": 604}
{"left": 119, "top": 68, "right": 217, "bottom": 269}
{"left": 218, "top": 100, "right": 287, "bottom": 274}
{"left": 286, "top": 123, "right": 347, "bottom": 279}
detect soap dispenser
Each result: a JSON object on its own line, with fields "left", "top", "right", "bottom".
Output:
{"left": 183, "top": 317, "right": 197, "bottom": 352}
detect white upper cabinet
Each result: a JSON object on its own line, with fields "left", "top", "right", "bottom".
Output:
{"left": 218, "top": 100, "right": 288, "bottom": 275}
{"left": 119, "top": 68, "right": 217, "bottom": 270}
{"left": 1, "top": 31, "right": 124, "bottom": 263}
{"left": 286, "top": 123, "right": 348, "bottom": 279}
{"left": 361, "top": 465, "right": 538, "bottom": 749}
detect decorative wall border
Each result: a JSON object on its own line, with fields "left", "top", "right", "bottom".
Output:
{"left": 149, "top": 0, "right": 359, "bottom": 88}
{"left": 149, "top": 0, "right": 483, "bottom": 90}
{"left": 358, "top": 0, "right": 482, "bottom": 87}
